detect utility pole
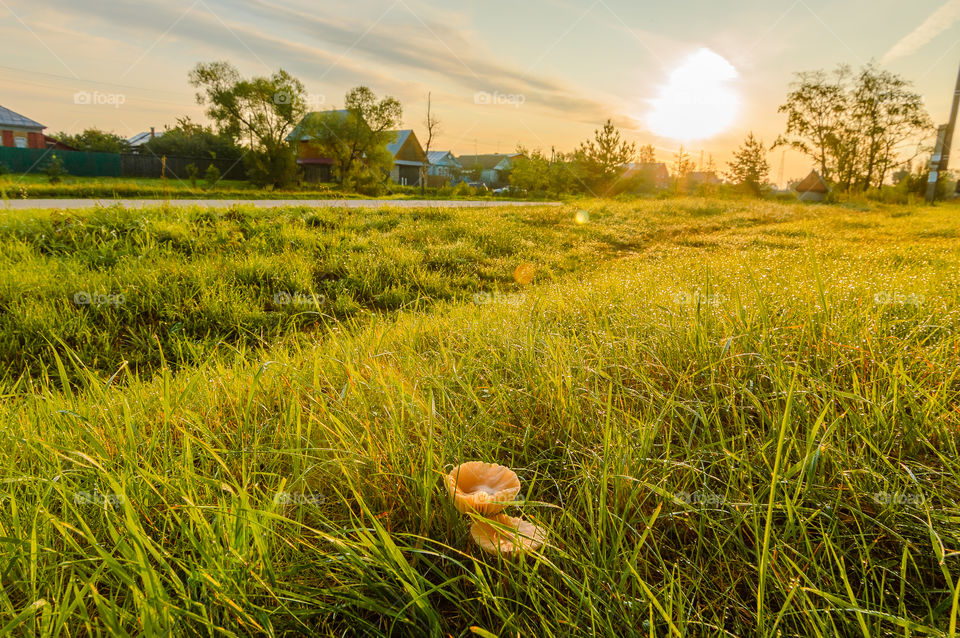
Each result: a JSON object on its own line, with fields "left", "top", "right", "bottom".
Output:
{"left": 778, "top": 151, "right": 785, "bottom": 189}
{"left": 927, "top": 59, "right": 960, "bottom": 202}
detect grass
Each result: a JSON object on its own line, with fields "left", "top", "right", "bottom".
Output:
{"left": 0, "top": 175, "right": 543, "bottom": 201}
{"left": 1, "top": 198, "right": 959, "bottom": 636}
{"left": 0, "top": 198, "right": 773, "bottom": 385}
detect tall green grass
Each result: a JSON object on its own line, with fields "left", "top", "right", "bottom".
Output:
{"left": 0, "top": 198, "right": 958, "bottom": 636}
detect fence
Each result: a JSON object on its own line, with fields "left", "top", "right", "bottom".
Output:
{"left": 0, "top": 147, "right": 245, "bottom": 180}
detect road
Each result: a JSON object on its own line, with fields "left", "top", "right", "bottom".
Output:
{"left": 1, "top": 199, "right": 560, "bottom": 210}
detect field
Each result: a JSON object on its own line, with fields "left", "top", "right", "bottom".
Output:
{"left": 1, "top": 198, "right": 959, "bottom": 636}
{"left": 0, "top": 175, "right": 528, "bottom": 201}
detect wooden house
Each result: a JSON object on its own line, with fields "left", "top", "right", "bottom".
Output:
{"left": 456, "top": 153, "right": 522, "bottom": 187}
{"left": 386, "top": 130, "right": 427, "bottom": 186}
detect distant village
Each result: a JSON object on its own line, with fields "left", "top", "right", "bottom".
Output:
{"left": 0, "top": 101, "right": 741, "bottom": 195}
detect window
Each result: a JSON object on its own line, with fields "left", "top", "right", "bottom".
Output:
{"left": 14, "top": 136, "right": 27, "bottom": 149}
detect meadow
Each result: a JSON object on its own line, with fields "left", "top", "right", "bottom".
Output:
{"left": 1, "top": 198, "right": 959, "bottom": 636}
{"left": 0, "top": 175, "right": 523, "bottom": 201}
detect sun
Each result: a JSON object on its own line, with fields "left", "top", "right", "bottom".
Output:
{"left": 647, "top": 48, "right": 740, "bottom": 142}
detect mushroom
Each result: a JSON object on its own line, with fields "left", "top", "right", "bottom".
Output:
{"left": 445, "top": 462, "right": 521, "bottom": 515}
{"left": 470, "top": 514, "right": 547, "bottom": 556}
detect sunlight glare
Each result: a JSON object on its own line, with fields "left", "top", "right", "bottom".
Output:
{"left": 647, "top": 48, "right": 739, "bottom": 142}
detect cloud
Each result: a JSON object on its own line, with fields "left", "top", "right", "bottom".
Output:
{"left": 882, "top": 0, "right": 960, "bottom": 64}
{"left": 27, "top": 0, "right": 627, "bottom": 126}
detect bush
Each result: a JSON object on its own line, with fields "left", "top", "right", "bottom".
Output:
{"left": 243, "top": 146, "right": 300, "bottom": 189}
{"left": 203, "top": 164, "right": 221, "bottom": 189}
{"left": 44, "top": 156, "right": 66, "bottom": 184}
{"left": 452, "top": 181, "right": 475, "bottom": 198}
{"left": 185, "top": 163, "right": 200, "bottom": 188}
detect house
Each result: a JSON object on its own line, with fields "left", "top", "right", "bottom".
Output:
{"left": 685, "top": 171, "right": 722, "bottom": 187}
{"left": 0, "top": 104, "right": 46, "bottom": 149}
{"left": 386, "top": 130, "right": 427, "bottom": 186}
{"left": 286, "top": 110, "right": 354, "bottom": 182}
{"left": 128, "top": 127, "right": 162, "bottom": 148}
{"left": 795, "top": 170, "right": 829, "bottom": 202}
{"left": 623, "top": 162, "right": 670, "bottom": 190}
{"left": 427, "top": 151, "right": 461, "bottom": 178}
{"left": 456, "top": 153, "right": 522, "bottom": 187}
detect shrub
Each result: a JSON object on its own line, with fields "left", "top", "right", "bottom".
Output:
{"left": 185, "top": 163, "right": 200, "bottom": 188}
{"left": 203, "top": 164, "right": 221, "bottom": 189}
{"left": 44, "top": 156, "right": 66, "bottom": 184}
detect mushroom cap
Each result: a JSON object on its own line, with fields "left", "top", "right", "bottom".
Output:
{"left": 445, "top": 462, "right": 521, "bottom": 515}
{"left": 470, "top": 513, "right": 547, "bottom": 556}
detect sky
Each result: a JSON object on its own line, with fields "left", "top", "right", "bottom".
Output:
{"left": 1, "top": 0, "right": 958, "bottom": 185}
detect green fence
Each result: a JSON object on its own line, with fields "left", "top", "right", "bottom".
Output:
{"left": 0, "top": 147, "right": 245, "bottom": 180}
{"left": 0, "top": 147, "right": 122, "bottom": 177}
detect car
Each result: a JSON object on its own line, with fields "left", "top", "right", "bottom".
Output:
{"left": 465, "top": 181, "right": 488, "bottom": 191}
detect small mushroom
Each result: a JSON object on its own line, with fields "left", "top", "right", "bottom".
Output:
{"left": 470, "top": 513, "right": 546, "bottom": 556}
{"left": 445, "top": 462, "right": 521, "bottom": 515}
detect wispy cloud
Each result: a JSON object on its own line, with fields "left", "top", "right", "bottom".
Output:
{"left": 882, "top": 0, "right": 960, "bottom": 64}
{"left": 24, "top": 0, "right": 630, "bottom": 126}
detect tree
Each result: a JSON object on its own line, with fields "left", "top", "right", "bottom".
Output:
{"left": 638, "top": 144, "right": 656, "bottom": 164}
{"left": 303, "top": 86, "right": 402, "bottom": 190}
{"left": 420, "top": 92, "right": 440, "bottom": 194}
{"left": 189, "top": 61, "right": 306, "bottom": 187}
{"left": 510, "top": 146, "right": 578, "bottom": 196}
{"left": 673, "top": 146, "right": 694, "bottom": 179}
{"left": 852, "top": 63, "right": 931, "bottom": 190}
{"left": 573, "top": 119, "right": 637, "bottom": 193}
{"left": 726, "top": 133, "right": 770, "bottom": 196}
{"left": 774, "top": 63, "right": 931, "bottom": 191}
{"left": 774, "top": 67, "right": 849, "bottom": 182}
{"left": 53, "top": 129, "right": 131, "bottom": 154}
{"left": 140, "top": 117, "right": 241, "bottom": 160}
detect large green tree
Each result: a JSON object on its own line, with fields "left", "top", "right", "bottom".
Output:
{"left": 189, "top": 61, "right": 306, "bottom": 187}
{"left": 303, "top": 86, "right": 402, "bottom": 190}
{"left": 774, "top": 63, "right": 931, "bottom": 191}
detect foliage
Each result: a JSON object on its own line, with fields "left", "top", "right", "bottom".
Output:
{"left": 140, "top": 116, "right": 242, "bottom": 160}
{"left": 203, "top": 163, "right": 221, "bottom": 188}
{"left": 638, "top": 144, "right": 656, "bottom": 164}
{"left": 509, "top": 146, "right": 578, "bottom": 196}
{"left": 726, "top": 132, "right": 770, "bottom": 195}
{"left": 52, "top": 128, "right": 131, "bottom": 154}
{"left": 1, "top": 199, "right": 959, "bottom": 636}
{"left": 184, "top": 163, "right": 200, "bottom": 187}
{"left": 302, "top": 86, "right": 403, "bottom": 190}
{"left": 573, "top": 119, "right": 637, "bottom": 194}
{"left": 44, "top": 155, "right": 66, "bottom": 184}
{"left": 775, "top": 63, "right": 932, "bottom": 191}
{"left": 189, "top": 61, "right": 306, "bottom": 187}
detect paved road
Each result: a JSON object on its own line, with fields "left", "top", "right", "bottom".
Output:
{"left": 2, "top": 198, "right": 560, "bottom": 210}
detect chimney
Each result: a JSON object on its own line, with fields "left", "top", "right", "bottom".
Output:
{"left": 150, "top": 127, "right": 155, "bottom": 138}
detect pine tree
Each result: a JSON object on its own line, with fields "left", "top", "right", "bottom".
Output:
{"left": 726, "top": 133, "right": 770, "bottom": 196}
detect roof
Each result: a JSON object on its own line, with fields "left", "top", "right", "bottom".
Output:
{"left": 386, "top": 129, "right": 413, "bottom": 156}
{"left": 795, "top": 170, "right": 829, "bottom": 193}
{"left": 427, "top": 150, "right": 460, "bottom": 166}
{"left": 128, "top": 131, "right": 163, "bottom": 146}
{"left": 686, "top": 171, "right": 721, "bottom": 184}
{"left": 0, "top": 104, "right": 44, "bottom": 130}
{"left": 625, "top": 162, "right": 668, "bottom": 173}
{"left": 286, "top": 110, "right": 352, "bottom": 142}
{"left": 457, "top": 153, "right": 521, "bottom": 170}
